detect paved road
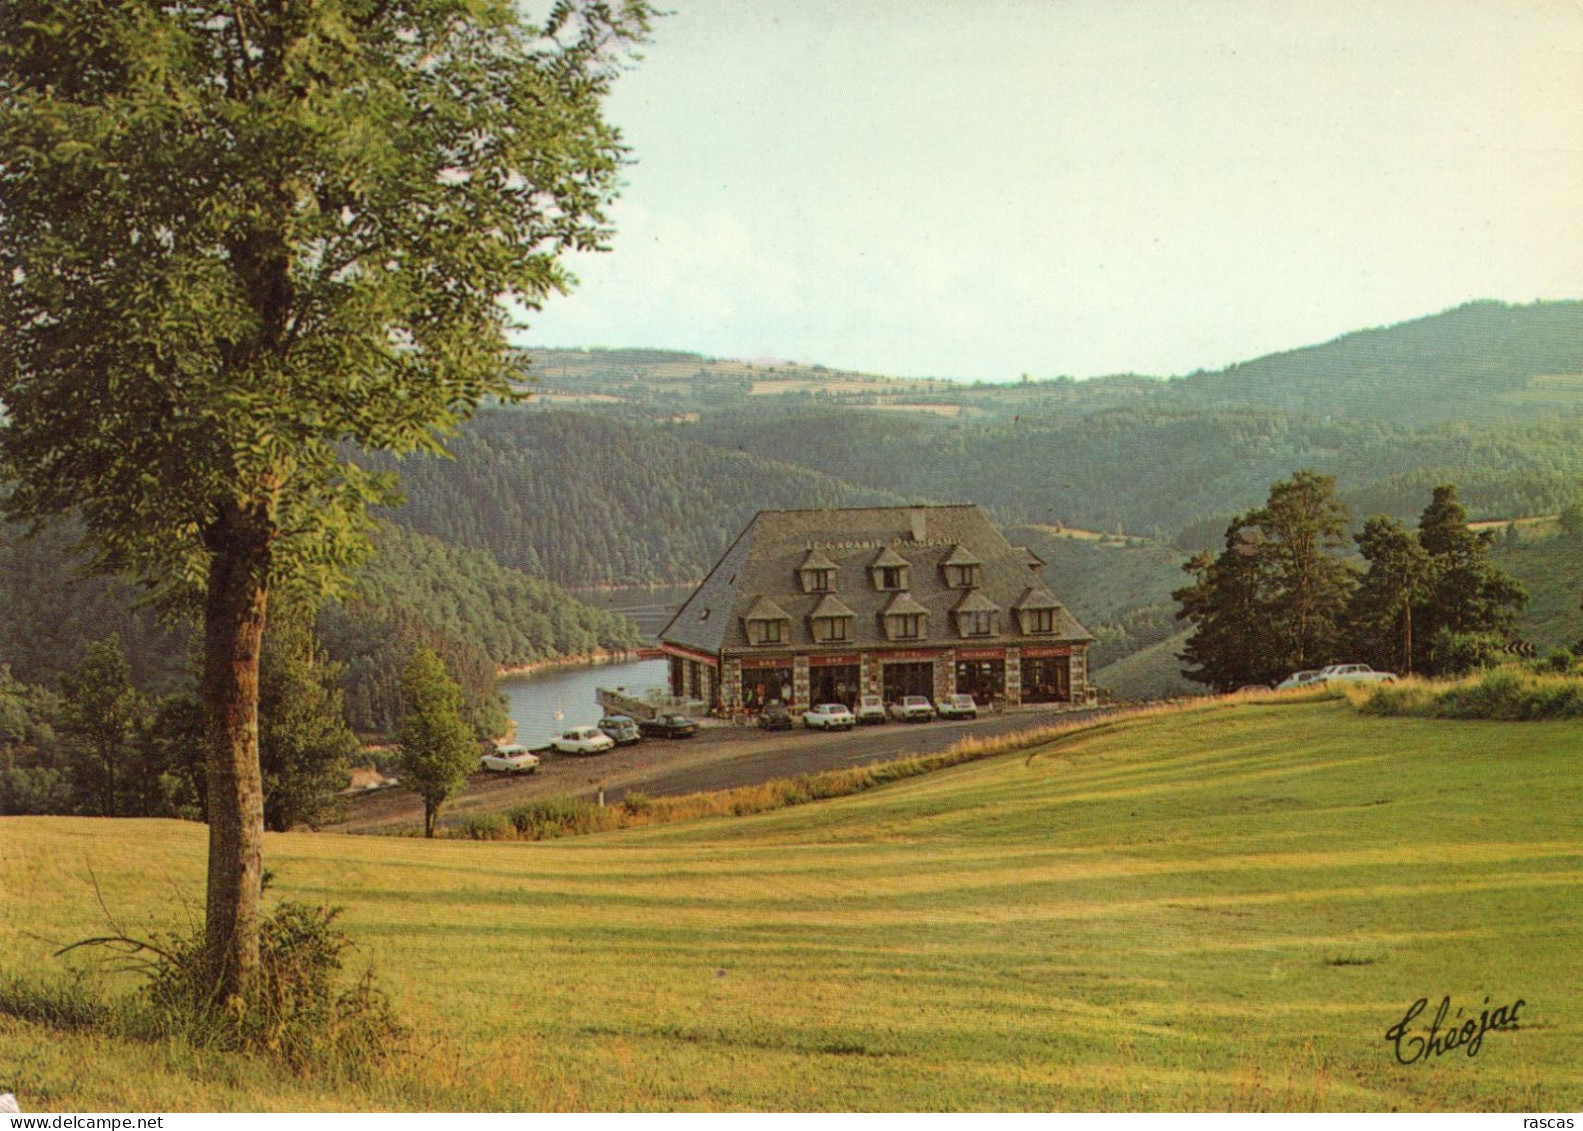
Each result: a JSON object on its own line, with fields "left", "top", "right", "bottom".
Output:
{"left": 330, "top": 703, "right": 1107, "bottom": 834}
{"left": 607, "top": 706, "right": 1104, "bottom": 800}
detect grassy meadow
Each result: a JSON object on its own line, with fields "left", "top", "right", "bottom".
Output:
{"left": 2, "top": 698, "right": 1580, "bottom": 1111}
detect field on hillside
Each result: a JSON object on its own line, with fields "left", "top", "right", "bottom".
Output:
{"left": 3, "top": 700, "right": 1581, "bottom": 1111}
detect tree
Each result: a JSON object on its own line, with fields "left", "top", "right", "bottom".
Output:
{"left": 260, "top": 602, "right": 358, "bottom": 832}
{"left": 1, "top": 0, "right": 648, "bottom": 1004}
{"left": 1415, "top": 486, "right": 1526, "bottom": 671}
{"left": 398, "top": 649, "right": 477, "bottom": 839}
{"left": 1347, "top": 516, "right": 1432, "bottom": 676}
{"left": 56, "top": 637, "right": 151, "bottom": 817}
{"left": 1173, "top": 518, "right": 1279, "bottom": 692}
{"left": 1173, "top": 472, "right": 1356, "bottom": 690}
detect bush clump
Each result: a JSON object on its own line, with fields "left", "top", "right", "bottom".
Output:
{"left": 453, "top": 812, "right": 511, "bottom": 840}
{"left": 504, "top": 796, "right": 621, "bottom": 840}
{"left": 0, "top": 902, "right": 406, "bottom": 1077}
{"left": 143, "top": 902, "right": 406, "bottom": 1073}
{"left": 1352, "top": 669, "right": 1583, "bottom": 721}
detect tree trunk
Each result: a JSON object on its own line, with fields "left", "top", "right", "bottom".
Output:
{"left": 1403, "top": 595, "right": 1414, "bottom": 677}
{"left": 200, "top": 502, "right": 273, "bottom": 1006}
{"left": 424, "top": 800, "right": 437, "bottom": 839}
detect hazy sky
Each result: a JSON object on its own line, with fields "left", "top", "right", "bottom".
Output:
{"left": 519, "top": 0, "right": 1583, "bottom": 381}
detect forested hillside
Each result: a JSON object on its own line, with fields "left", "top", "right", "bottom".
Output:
{"left": 0, "top": 519, "right": 192, "bottom": 691}
{"left": 365, "top": 410, "right": 908, "bottom": 584}
{"left": 0, "top": 517, "right": 640, "bottom": 734}
{"left": 677, "top": 405, "right": 1583, "bottom": 544}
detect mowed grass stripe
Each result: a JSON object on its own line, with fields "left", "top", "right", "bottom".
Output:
{"left": 1, "top": 700, "right": 1579, "bottom": 1111}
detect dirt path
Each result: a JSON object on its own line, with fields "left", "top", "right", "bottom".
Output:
{"left": 328, "top": 703, "right": 1105, "bottom": 835}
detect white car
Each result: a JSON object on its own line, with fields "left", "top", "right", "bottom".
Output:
{"left": 1275, "top": 670, "right": 1324, "bottom": 691}
{"left": 889, "top": 695, "right": 935, "bottom": 722}
{"left": 551, "top": 725, "right": 617, "bottom": 755}
{"left": 853, "top": 694, "right": 887, "bottom": 725}
{"left": 803, "top": 703, "right": 856, "bottom": 731}
{"left": 479, "top": 745, "right": 541, "bottom": 774}
{"left": 1318, "top": 664, "right": 1395, "bottom": 684}
{"left": 935, "top": 693, "right": 979, "bottom": 720}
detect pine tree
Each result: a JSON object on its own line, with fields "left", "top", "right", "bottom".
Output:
{"left": 1415, "top": 486, "right": 1527, "bottom": 672}
{"left": 1174, "top": 472, "right": 1355, "bottom": 689}
{"left": 1348, "top": 516, "right": 1432, "bottom": 676}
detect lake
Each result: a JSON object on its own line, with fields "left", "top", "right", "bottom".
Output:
{"left": 500, "top": 585, "right": 688, "bottom": 748}
{"left": 500, "top": 657, "right": 671, "bottom": 750}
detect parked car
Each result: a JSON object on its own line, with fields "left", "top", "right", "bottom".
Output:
{"left": 935, "top": 693, "right": 979, "bottom": 720}
{"left": 1275, "top": 670, "right": 1323, "bottom": 691}
{"left": 639, "top": 712, "right": 699, "bottom": 739}
{"left": 551, "top": 726, "right": 616, "bottom": 755}
{"left": 1318, "top": 663, "right": 1396, "bottom": 684}
{"left": 598, "top": 715, "right": 643, "bottom": 745}
{"left": 478, "top": 744, "right": 540, "bottom": 774}
{"left": 758, "top": 702, "right": 794, "bottom": 731}
{"left": 803, "top": 702, "right": 856, "bottom": 731}
{"left": 889, "top": 695, "right": 935, "bottom": 722}
{"left": 853, "top": 694, "right": 887, "bottom": 725}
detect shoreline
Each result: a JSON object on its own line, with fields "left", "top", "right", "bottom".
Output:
{"left": 497, "top": 647, "right": 662, "bottom": 680}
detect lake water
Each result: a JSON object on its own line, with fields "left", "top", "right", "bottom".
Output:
{"left": 500, "top": 585, "right": 688, "bottom": 748}
{"left": 501, "top": 658, "right": 671, "bottom": 750}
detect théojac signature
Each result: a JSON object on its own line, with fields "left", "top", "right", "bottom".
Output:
{"left": 1384, "top": 995, "right": 1524, "bottom": 1063}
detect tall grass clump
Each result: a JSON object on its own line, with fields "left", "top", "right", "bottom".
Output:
{"left": 0, "top": 903, "right": 406, "bottom": 1077}
{"left": 142, "top": 903, "right": 407, "bottom": 1073}
{"left": 502, "top": 797, "right": 623, "bottom": 840}
{"left": 1351, "top": 669, "right": 1583, "bottom": 721}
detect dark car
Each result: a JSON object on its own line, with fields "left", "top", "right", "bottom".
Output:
{"left": 758, "top": 702, "right": 794, "bottom": 731}
{"left": 638, "top": 712, "right": 699, "bottom": 739}
{"left": 598, "top": 715, "right": 643, "bottom": 745}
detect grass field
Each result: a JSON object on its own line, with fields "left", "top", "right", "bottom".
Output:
{"left": 2, "top": 699, "right": 1581, "bottom": 1111}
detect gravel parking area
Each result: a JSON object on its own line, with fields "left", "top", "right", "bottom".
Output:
{"left": 328, "top": 703, "right": 1105, "bottom": 834}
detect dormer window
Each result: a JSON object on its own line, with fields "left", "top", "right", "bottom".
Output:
{"left": 942, "top": 544, "right": 984, "bottom": 589}
{"left": 881, "top": 591, "right": 929, "bottom": 641}
{"left": 807, "top": 594, "right": 856, "bottom": 644}
{"left": 814, "top": 616, "right": 849, "bottom": 642}
{"left": 870, "top": 546, "right": 910, "bottom": 591}
{"left": 797, "top": 549, "right": 839, "bottom": 594}
{"left": 1014, "top": 586, "right": 1062, "bottom": 635}
{"left": 952, "top": 589, "right": 1000, "bottom": 639}
{"left": 743, "top": 596, "right": 792, "bottom": 647}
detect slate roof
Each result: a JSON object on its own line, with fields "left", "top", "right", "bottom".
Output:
{"left": 809, "top": 593, "right": 857, "bottom": 619}
{"left": 951, "top": 589, "right": 1001, "bottom": 614}
{"left": 661, "top": 505, "right": 1095, "bottom": 656}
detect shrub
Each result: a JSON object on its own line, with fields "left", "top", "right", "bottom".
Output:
{"left": 1431, "top": 630, "right": 1506, "bottom": 676}
{"left": 505, "top": 797, "right": 620, "bottom": 840}
{"left": 452, "top": 812, "right": 510, "bottom": 840}
{"left": 620, "top": 791, "right": 653, "bottom": 815}
{"left": 143, "top": 902, "right": 406, "bottom": 1073}
{"left": 1350, "top": 669, "right": 1583, "bottom": 721}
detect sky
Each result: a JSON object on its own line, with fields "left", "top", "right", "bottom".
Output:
{"left": 517, "top": 0, "right": 1583, "bottom": 381}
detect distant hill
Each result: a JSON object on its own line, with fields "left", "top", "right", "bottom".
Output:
{"left": 1167, "top": 300, "right": 1583, "bottom": 425}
